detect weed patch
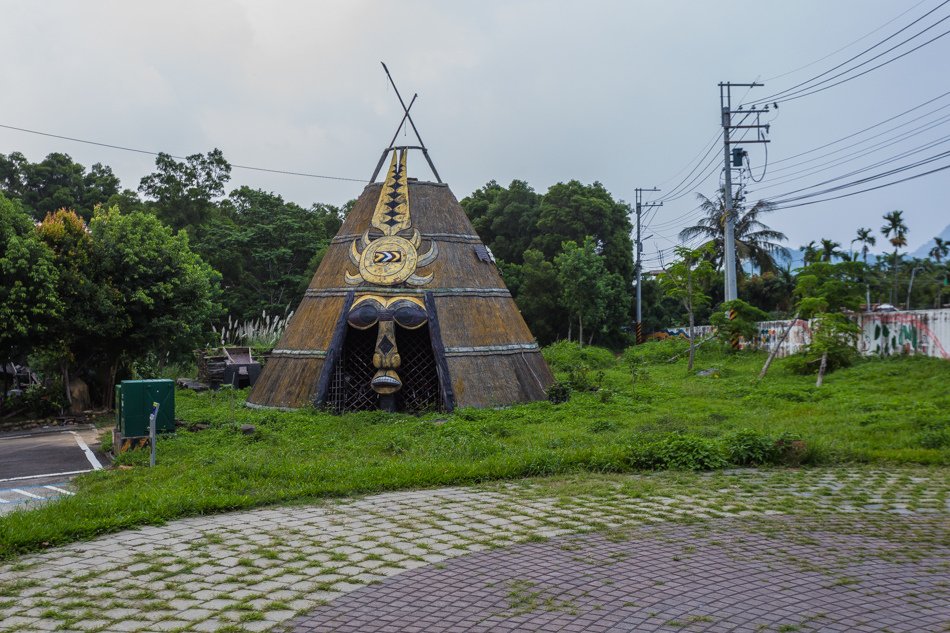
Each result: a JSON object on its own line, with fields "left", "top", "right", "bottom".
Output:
{"left": 0, "top": 347, "right": 945, "bottom": 559}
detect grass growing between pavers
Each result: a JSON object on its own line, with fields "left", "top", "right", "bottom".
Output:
{"left": 0, "top": 344, "right": 947, "bottom": 559}
{"left": 0, "top": 467, "right": 945, "bottom": 633}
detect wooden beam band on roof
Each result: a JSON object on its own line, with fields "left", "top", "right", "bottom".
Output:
{"left": 269, "top": 349, "right": 328, "bottom": 358}
{"left": 305, "top": 287, "right": 511, "bottom": 298}
{"left": 443, "top": 343, "right": 540, "bottom": 357}
{"left": 330, "top": 232, "right": 483, "bottom": 245}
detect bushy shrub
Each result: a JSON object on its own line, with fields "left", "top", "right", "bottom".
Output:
{"left": 19, "top": 383, "right": 65, "bottom": 418}
{"left": 724, "top": 428, "right": 777, "bottom": 466}
{"left": 710, "top": 299, "right": 768, "bottom": 351}
{"left": 546, "top": 381, "right": 571, "bottom": 404}
{"left": 773, "top": 432, "right": 808, "bottom": 466}
{"left": 627, "top": 434, "right": 727, "bottom": 471}
{"left": 625, "top": 429, "right": 810, "bottom": 471}
{"left": 786, "top": 313, "right": 861, "bottom": 375}
{"left": 622, "top": 338, "right": 689, "bottom": 365}
{"left": 542, "top": 341, "right": 616, "bottom": 371}
{"left": 917, "top": 419, "right": 949, "bottom": 449}
{"left": 565, "top": 366, "right": 603, "bottom": 392}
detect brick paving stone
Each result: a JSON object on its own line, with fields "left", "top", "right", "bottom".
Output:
{"left": 1, "top": 467, "right": 948, "bottom": 633}
{"left": 288, "top": 514, "right": 950, "bottom": 633}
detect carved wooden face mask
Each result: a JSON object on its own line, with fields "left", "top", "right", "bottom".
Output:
{"left": 346, "top": 296, "right": 428, "bottom": 395}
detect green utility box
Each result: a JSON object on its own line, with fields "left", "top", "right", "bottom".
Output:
{"left": 115, "top": 379, "right": 176, "bottom": 437}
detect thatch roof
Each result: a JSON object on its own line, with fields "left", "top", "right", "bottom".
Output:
{"left": 247, "top": 152, "right": 552, "bottom": 412}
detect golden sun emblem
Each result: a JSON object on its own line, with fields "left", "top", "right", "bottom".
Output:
{"left": 345, "top": 149, "right": 438, "bottom": 287}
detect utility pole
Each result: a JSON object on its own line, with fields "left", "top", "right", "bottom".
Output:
{"left": 634, "top": 188, "right": 661, "bottom": 344}
{"left": 719, "top": 82, "right": 769, "bottom": 301}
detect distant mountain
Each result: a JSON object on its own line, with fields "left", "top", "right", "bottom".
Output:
{"left": 910, "top": 223, "right": 950, "bottom": 259}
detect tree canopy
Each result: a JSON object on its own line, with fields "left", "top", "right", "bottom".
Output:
{"left": 0, "top": 152, "right": 120, "bottom": 221}
{"left": 138, "top": 149, "right": 231, "bottom": 230}
{"left": 0, "top": 195, "right": 61, "bottom": 364}
{"left": 679, "top": 187, "right": 789, "bottom": 275}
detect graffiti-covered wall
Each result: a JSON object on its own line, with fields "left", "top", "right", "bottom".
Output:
{"left": 749, "top": 320, "right": 812, "bottom": 357}
{"left": 656, "top": 309, "right": 949, "bottom": 360}
{"left": 855, "top": 309, "right": 950, "bottom": 359}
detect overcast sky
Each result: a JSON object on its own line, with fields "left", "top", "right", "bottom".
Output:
{"left": 2, "top": 0, "right": 947, "bottom": 264}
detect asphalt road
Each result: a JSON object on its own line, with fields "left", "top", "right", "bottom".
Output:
{"left": 0, "top": 426, "right": 107, "bottom": 514}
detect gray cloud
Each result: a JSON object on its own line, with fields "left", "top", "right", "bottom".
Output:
{"left": 1, "top": 0, "right": 946, "bottom": 261}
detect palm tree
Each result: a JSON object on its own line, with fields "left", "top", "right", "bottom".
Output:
{"left": 930, "top": 237, "right": 949, "bottom": 263}
{"left": 800, "top": 241, "right": 820, "bottom": 265}
{"left": 852, "top": 227, "right": 876, "bottom": 310}
{"left": 931, "top": 237, "right": 949, "bottom": 308}
{"left": 881, "top": 210, "right": 909, "bottom": 305}
{"left": 679, "top": 187, "right": 789, "bottom": 275}
{"left": 819, "top": 238, "right": 845, "bottom": 262}
{"left": 852, "top": 227, "right": 876, "bottom": 266}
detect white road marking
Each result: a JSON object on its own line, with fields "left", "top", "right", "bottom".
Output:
{"left": 69, "top": 431, "right": 103, "bottom": 470}
{"left": 0, "top": 497, "right": 8, "bottom": 504}
{"left": 44, "top": 485, "right": 73, "bottom": 495}
{"left": 0, "top": 469, "right": 93, "bottom": 483}
{"left": 12, "top": 488, "right": 43, "bottom": 499}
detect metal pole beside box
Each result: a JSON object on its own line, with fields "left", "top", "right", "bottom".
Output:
{"left": 149, "top": 402, "right": 159, "bottom": 467}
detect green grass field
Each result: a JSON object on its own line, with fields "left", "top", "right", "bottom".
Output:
{"left": 0, "top": 342, "right": 946, "bottom": 559}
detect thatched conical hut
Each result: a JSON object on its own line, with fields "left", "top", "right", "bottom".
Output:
{"left": 247, "top": 149, "right": 553, "bottom": 412}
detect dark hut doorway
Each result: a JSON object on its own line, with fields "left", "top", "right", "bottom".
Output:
{"left": 326, "top": 323, "right": 443, "bottom": 413}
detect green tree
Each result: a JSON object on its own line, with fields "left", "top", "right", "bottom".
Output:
{"left": 793, "top": 261, "right": 865, "bottom": 318}
{"left": 881, "top": 210, "right": 908, "bottom": 304}
{"left": 930, "top": 237, "right": 949, "bottom": 308}
{"left": 657, "top": 244, "right": 716, "bottom": 370}
{"left": 800, "top": 241, "right": 820, "bottom": 266}
{"left": 819, "top": 238, "right": 845, "bottom": 262}
{"left": 34, "top": 210, "right": 105, "bottom": 408}
{"left": 87, "top": 206, "right": 222, "bottom": 404}
{"left": 0, "top": 195, "right": 61, "bottom": 405}
{"left": 852, "top": 227, "right": 876, "bottom": 265}
{"left": 710, "top": 299, "right": 768, "bottom": 350}
{"left": 738, "top": 269, "right": 796, "bottom": 316}
{"left": 138, "top": 149, "right": 231, "bottom": 230}
{"left": 193, "top": 187, "right": 342, "bottom": 320}
{"left": 0, "top": 152, "right": 26, "bottom": 199}
{"left": 0, "top": 152, "right": 120, "bottom": 221}
{"left": 555, "top": 237, "right": 626, "bottom": 347}
{"left": 930, "top": 237, "right": 949, "bottom": 263}
{"left": 534, "top": 180, "right": 634, "bottom": 285}
{"left": 508, "top": 249, "right": 566, "bottom": 344}
{"left": 680, "top": 187, "right": 788, "bottom": 275}
{"left": 460, "top": 180, "right": 541, "bottom": 264}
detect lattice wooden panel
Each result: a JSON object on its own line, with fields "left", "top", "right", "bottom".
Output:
{"left": 328, "top": 323, "right": 443, "bottom": 413}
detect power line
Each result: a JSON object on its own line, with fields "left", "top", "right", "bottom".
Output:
{"left": 768, "top": 89, "right": 950, "bottom": 166}
{"left": 653, "top": 133, "right": 722, "bottom": 202}
{"left": 771, "top": 25, "right": 950, "bottom": 105}
{"left": 746, "top": 0, "right": 950, "bottom": 105}
{"left": 767, "top": 98, "right": 950, "bottom": 177}
{"left": 760, "top": 134, "right": 950, "bottom": 199}
{"left": 0, "top": 122, "right": 367, "bottom": 183}
{"left": 772, "top": 160, "right": 950, "bottom": 210}
{"left": 767, "top": 148, "right": 950, "bottom": 205}
{"left": 653, "top": 130, "right": 722, "bottom": 189}
{"left": 757, "top": 111, "right": 950, "bottom": 188}
{"left": 763, "top": 0, "right": 930, "bottom": 82}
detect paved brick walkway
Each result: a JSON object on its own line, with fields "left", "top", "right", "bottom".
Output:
{"left": 290, "top": 515, "right": 950, "bottom": 632}
{"left": 0, "top": 468, "right": 946, "bottom": 632}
